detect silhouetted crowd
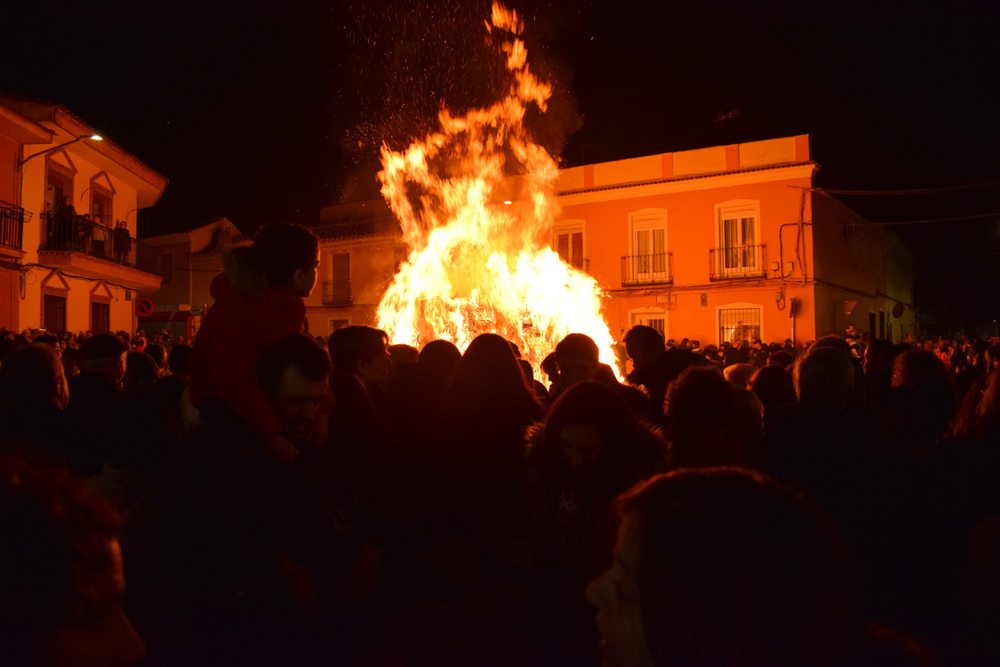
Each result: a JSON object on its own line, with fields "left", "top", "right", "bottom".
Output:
{"left": 1, "top": 226, "right": 998, "bottom": 666}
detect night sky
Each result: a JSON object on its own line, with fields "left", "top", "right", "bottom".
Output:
{"left": 2, "top": 0, "right": 998, "bottom": 329}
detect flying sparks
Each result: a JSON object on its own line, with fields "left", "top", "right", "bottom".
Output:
{"left": 376, "top": 1, "right": 617, "bottom": 375}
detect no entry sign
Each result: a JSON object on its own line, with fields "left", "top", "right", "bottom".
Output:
{"left": 135, "top": 298, "right": 155, "bottom": 317}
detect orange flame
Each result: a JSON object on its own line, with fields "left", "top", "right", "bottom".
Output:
{"left": 376, "top": 2, "right": 618, "bottom": 376}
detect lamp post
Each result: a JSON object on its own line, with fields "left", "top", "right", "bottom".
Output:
{"left": 17, "top": 133, "right": 103, "bottom": 169}
{"left": 15, "top": 134, "right": 102, "bottom": 206}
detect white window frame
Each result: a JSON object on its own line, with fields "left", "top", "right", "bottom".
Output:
{"left": 553, "top": 219, "right": 585, "bottom": 270}
{"left": 715, "top": 301, "right": 763, "bottom": 346}
{"left": 90, "top": 186, "right": 113, "bottom": 228}
{"left": 628, "top": 209, "right": 668, "bottom": 282}
{"left": 628, "top": 306, "right": 667, "bottom": 340}
{"left": 714, "top": 200, "right": 761, "bottom": 278}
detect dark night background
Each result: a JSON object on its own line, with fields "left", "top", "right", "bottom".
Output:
{"left": 2, "top": 0, "right": 998, "bottom": 332}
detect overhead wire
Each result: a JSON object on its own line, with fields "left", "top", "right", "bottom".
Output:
{"left": 864, "top": 212, "right": 1000, "bottom": 226}
{"left": 799, "top": 184, "right": 1000, "bottom": 226}
{"left": 811, "top": 180, "right": 1000, "bottom": 196}
{"left": 790, "top": 181, "right": 1000, "bottom": 196}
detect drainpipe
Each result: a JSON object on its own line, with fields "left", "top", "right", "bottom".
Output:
{"left": 790, "top": 297, "right": 797, "bottom": 347}
{"left": 798, "top": 188, "right": 808, "bottom": 282}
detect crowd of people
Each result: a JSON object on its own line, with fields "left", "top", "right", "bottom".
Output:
{"left": 1, "top": 223, "right": 999, "bottom": 666}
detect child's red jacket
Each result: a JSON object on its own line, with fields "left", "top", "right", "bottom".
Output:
{"left": 189, "top": 255, "right": 309, "bottom": 444}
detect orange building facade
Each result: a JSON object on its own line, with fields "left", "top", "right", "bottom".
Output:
{"left": 142, "top": 206, "right": 405, "bottom": 341}
{"left": 0, "top": 102, "right": 50, "bottom": 332}
{"left": 553, "top": 134, "right": 915, "bottom": 346}
{"left": 1, "top": 92, "right": 167, "bottom": 336}
{"left": 305, "top": 200, "right": 405, "bottom": 337}
{"left": 308, "top": 135, "right": 914, "bottom": 350}
{"left": 141, "top": 217, "right": 245, "bottom": 340}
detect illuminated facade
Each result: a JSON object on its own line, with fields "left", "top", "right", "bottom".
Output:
{"left": 0, "top": 92, "right": 167, "bottom": 335}
{"left": 305, "top": 200, "right": 405, "bottom": 337}
{"left": 141, "top": 217, "right": 244, "bottom": 340}
{"left": 314, "top": 134, "right": 915, "bottom": 347}
{"left": 554, "top": 134, "right": 915, "bottom": 345}
{"left": 144, "top": 206, "right": 404, "bottom": 341}
{"left": 0, "top": 102, "right": 50, "bottom": 331}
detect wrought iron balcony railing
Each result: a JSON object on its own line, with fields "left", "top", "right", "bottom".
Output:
{"left": 322, "top": 280, "right": 352, "bottom": 306}
{"left": 40, "top": 212, "right": 155, "bottom": 272}
{"left": 565, "top": 257, "right": 589, "bottom": 272}
{"left": 621, "top": 252, "right": 673, "bottom": 286}
{"left": 0, "top": 202, "right": 27, "bottom": 251}
{"left": 709, "top": 245, "right": 766, "bottom": 280}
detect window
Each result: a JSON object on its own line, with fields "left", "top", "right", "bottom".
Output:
{"left": 715, "top": 201, "right": 762, "bottom": 278}
{"left": 328, "top": 318, "right": 349, "bottom": 335}
{"left": 45, "top": 164, "right": 74, "bottom": 210}
{"left": 44, "top": 165, "right": 77, "bottom": 250}
{"left": 324, "top": 252, "right": 351, "bottom": 306}
{"left": 629, "top": 211, "right": 667, "bottom": 282}
{"left": 556, "top": 230, "right": 584, "bottom": 269}
{"left": 43, "top": 294, "right": 66, "bottom": 332}
{"left": 629, "top": 308, "right": 666, "bottom": 340}
{"left": 89, "top": 283, "right": 113, "bottom": 335}
{"left": 717, "top": 303, "right": 762, "bottom": 345}
{"left": 331, "top": 252, "right": 350, "bottom": 283}
{"left": 90, "top": 188, "right": 112, "bottom": 228}
{"left": 91, "top": 302, "right": 110, "bottom": 334}
{"left": 553, "top": 220, "right": 586, "bottom": 271}
{"left": 159, "top": 252, "right": 174, "bottom": 285}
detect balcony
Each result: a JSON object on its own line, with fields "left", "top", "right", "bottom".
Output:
{"left": 0, "top": 201, "right": 27, "bottom": 254}
{"left": 621, "top": 252, "right": 673, "bottom": 286}
{"left": 565, "top": 257, "right": 589, "bottom": 272}
{"left": 38, "top": 213, "right": 162, "bottom": 292}
{"left": 709, "top": 245, "right": 766, "bottom": 280}
{"left": 322, "top": 280, "right": 352, "bottom": 306}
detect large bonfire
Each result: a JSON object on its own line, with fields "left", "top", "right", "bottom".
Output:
{"left": 375, "top": 2, "right": 618, "bottom": 373}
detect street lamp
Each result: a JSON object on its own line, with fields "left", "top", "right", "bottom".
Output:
{"left": 17, "top": 133, "right": 103, "bottom": 170}
{"left": 15, "top": 134, "right": 102, "bottom": 209}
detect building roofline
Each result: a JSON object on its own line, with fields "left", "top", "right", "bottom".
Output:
{"left": 0, "top": 101, "right": 52, "bottom": 145}
{"left": 314, "top": 215, "right": 401, "bottom": 241}
{"left": 0, "top": 90, "right": 169, "bottom": 195}
{"left": 556, "top": 161, "right": 817, "bottom": 197}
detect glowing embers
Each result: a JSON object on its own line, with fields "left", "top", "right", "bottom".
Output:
{"left": 375, "top": 2, "right": 617, "bottom": 373}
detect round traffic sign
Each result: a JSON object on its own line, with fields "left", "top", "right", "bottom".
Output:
{"left": 136, "top": 298, "right": 155, "bottom": 317}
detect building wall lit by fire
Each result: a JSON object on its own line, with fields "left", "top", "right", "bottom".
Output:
{"left": 306, "top": 200, "right": 405, "bottom": 337}
{"left": 554, "top": 134, "right": 915, "bottom": 346}
{"left": 312, "top": 134, "right": 914, "bottom": 348}
{"left": 0, "top": 101, "right": 50, "bottom": 332}
{"left": 0, "top": 92, "right": 167, "bottom": 336}
{"left": 141, "top": 217, "right": 244, "bottom": 340}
